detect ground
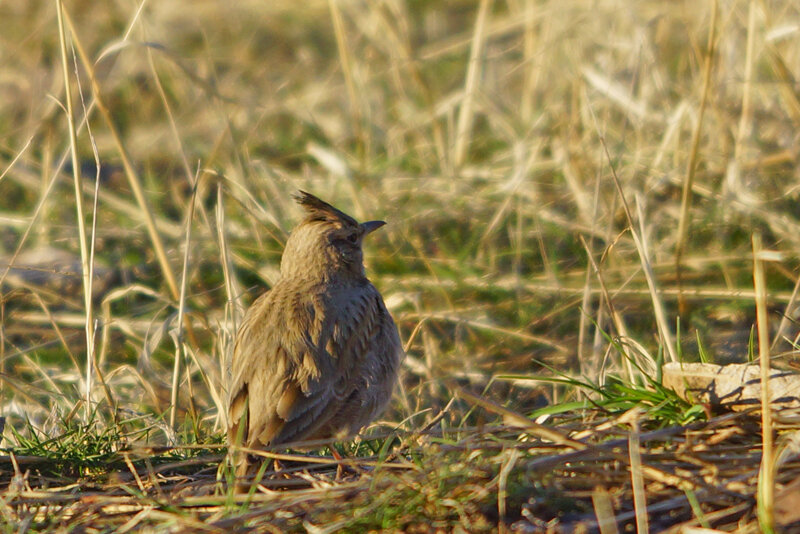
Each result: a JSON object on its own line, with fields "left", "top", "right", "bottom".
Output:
{"left": 0, "top": 0, "right": 799, "bottom": 531}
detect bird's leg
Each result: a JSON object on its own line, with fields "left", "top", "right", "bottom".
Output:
{"left": 273, "top": 458, "right": 290, "bottom": 479}
{"left": 331, "top": 447, "right": 346, "bottom": 480}
{"left": 233, "top": 461, "right": 253, "bottom": 494}
{"left": 331, "top": 443, "right": 366, "bottom": 480}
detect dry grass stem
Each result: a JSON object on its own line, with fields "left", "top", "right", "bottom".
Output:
{"left": 753, "top": 232, "right": 774, "bottom": 531}
{"left": 2, "top": 2, "right": 799, "bottom": 531}
{"left": 55, "top": 0, "right": 95, "bottom": 419}
{"left": 61, "top": 7, "right": 180, "bottom": 302}
{"left": 675, "top": 0, "right": 718, "bottom": 315}
{"left": 453, "top": 0, "right": 491, "bottom": 169}
{"left": 628, "top": 410, "right": 649, "bottom": 534}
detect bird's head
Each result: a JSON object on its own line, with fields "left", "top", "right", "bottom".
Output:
{"left": 280, "top": 191, "right": 386, "bottom": 280}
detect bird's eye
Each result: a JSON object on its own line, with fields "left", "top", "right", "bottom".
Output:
{"left": 347, "top": 233, "right": 359, "bottom": 244}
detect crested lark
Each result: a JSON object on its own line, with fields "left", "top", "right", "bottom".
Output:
{"left": 227, "top": 191, "right": 403, "bottom": 480}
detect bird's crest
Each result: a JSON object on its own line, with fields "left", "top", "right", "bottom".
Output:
{"left": 293, "top": 190, "right": 358, "bottom": 227}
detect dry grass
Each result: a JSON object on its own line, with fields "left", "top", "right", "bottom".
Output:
{"left": 2, "top": 411, "right": 793, "bottom": 532}
{"left": 1, "top": 0, "right": 800, "bottom": 531}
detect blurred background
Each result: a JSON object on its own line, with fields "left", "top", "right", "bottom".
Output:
{"left": 1, "top": 0, "right": 799, "bottom": 445}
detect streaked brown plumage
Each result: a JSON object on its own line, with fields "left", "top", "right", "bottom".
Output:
{"left": 227, "top": 191, "right": 403, "bottom": 480}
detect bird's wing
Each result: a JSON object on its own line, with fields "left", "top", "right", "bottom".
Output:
{"left": 227, "top": 284, "right": 364, "bottom": 449}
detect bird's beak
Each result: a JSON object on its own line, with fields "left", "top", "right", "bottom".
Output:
{"left": 360, "top": 220, "right": 386, "bottom": 235}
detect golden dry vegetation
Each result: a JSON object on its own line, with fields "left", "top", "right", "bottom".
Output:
{"left": 1, "top": 0, "right": 800, "bottom": 531}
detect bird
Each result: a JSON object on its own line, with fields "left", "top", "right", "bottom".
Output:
{"left": 226, "top": 190, "right": 403, "bottom": 482}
